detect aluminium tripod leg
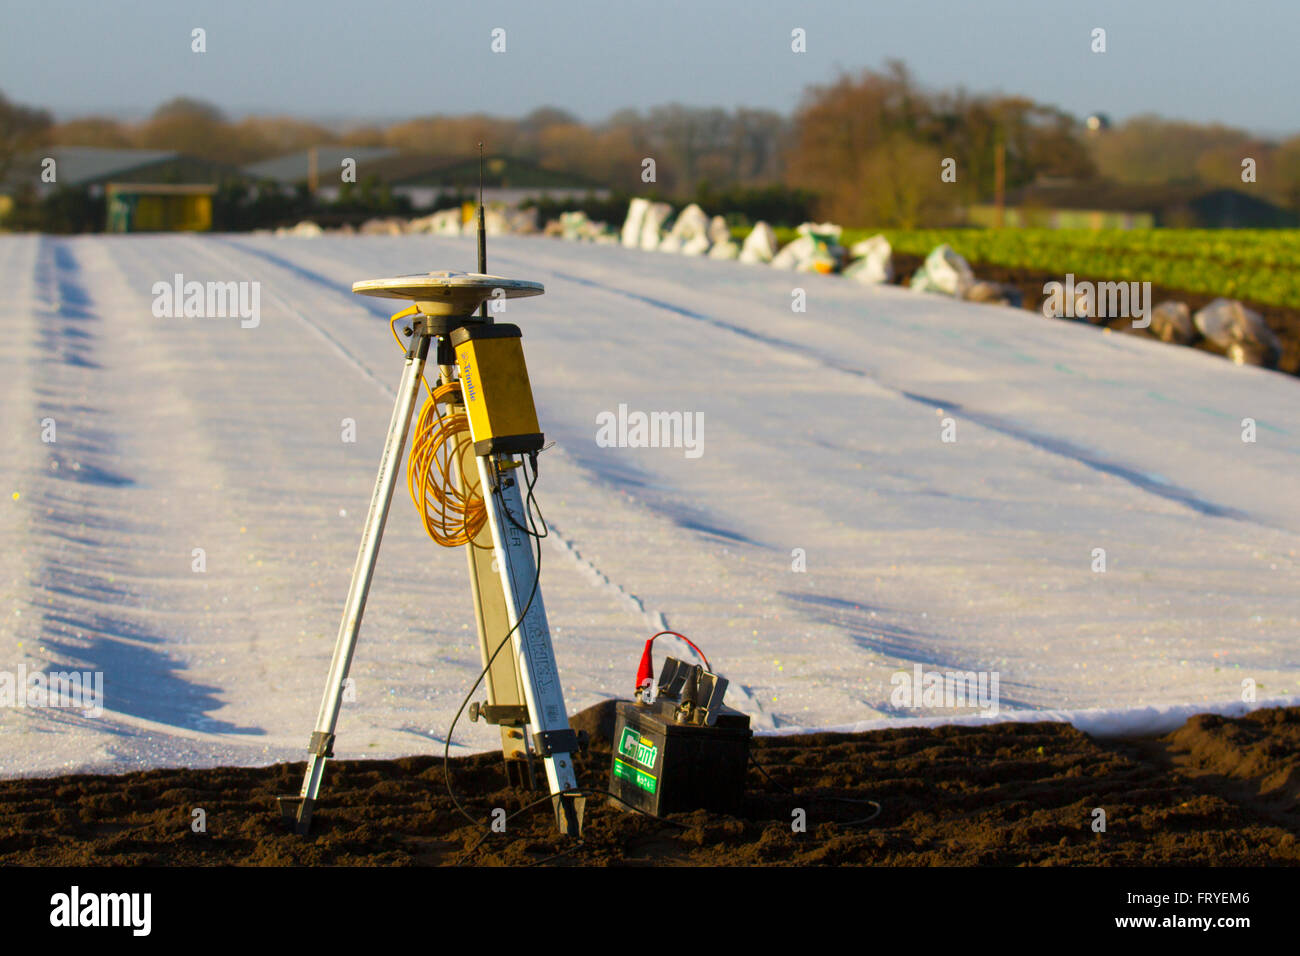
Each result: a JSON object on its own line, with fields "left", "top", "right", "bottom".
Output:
{"left": 280, "top": 330, "right": 432, "bottom": 834}
{"left": 476, "top": 455, "right": 585, "bottom": 836}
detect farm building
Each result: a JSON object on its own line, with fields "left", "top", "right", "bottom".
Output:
{"left": 242, "top": 147, "right": 609, "bottom": 208}
{"left": 3, "top": 147, "right": 238, "bottom": 200}
{"left": 105, "top": 182, "right": 216, "bottom": 232}
{"left": 0, "top": 147, "right": 240, "bottom": 232}
{"left": 241, "top": 146, "right": 399, "bottom": 191}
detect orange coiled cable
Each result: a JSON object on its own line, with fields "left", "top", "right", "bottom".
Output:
{"left": 389, "top": 307, "right": 487, "bottom": 548}
{"left": 407, "top": 380, "right": 488, "bottom": 548}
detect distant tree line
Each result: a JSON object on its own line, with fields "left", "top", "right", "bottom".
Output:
{"left": 5, "top": 63, "right": 1300, "bottom": 232}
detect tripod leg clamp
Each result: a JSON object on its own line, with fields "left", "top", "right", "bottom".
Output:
{"left": 532, "top": 728, "right": 579, "bottom": 757}
{"left": 309, "top": 731, "right": 335, "bottom": 758}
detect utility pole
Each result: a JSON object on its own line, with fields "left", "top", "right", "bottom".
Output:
{"left": 994, "top": 140, "right": 1005, "bottom": 229}
{"left": 308, "top": 146, "right": 319, "bottom": 195}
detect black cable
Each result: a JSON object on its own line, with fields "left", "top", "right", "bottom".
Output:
{"left": 452, "top": 790, "right": 559, "bottom": 865}
{"left": 498, "top": 453, "right": 548, "bottom": 539}
{"left": 524, "top": 456, "right": 547, "bottom": 537}
{"left": 748, "top": 750, "right": 883, "bottom": 828}
{"left": 836, "top": 802, "right": 883, "bottom": 827}
{"left": 529, "top": 840, "right": 585, "bottom": 867}
{"left": 453, "top": 785, "right": 695, "bottom": 866}
{"left": 748, "top": 750, "right": 796, "bottom": 795}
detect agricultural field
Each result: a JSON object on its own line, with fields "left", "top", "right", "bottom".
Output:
{"left": 3, "top": 230, "right": 1299, "bottom": 779}
{"left": 2, "top": 229, "right": 1299, "bottom": 882}
{"left": 877, "top": 229, "right": 1300, "bottom": 311}
{"left": 737, "top": 226, "right": 1300, "bottom": 374}
{"left": 758, "top": 227, "right": 1300, "bottom": 310}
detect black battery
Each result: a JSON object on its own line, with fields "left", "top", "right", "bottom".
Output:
{"left": 609, "top": 698, "right": 752, "bottom": 817}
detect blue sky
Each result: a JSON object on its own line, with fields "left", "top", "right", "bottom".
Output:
{"left": 2, "top": 0, "right": 1296, "bottom": 135}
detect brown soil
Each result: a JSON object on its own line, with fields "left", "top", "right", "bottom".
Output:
{"left": 891, "top": 252, "right": 1300, "bottom": 376}
{"left": 2, "top": 703, "right": 1297, "bottom": 866}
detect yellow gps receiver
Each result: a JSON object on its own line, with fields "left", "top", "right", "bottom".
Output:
{"left": 451, "top": 323, "right": 544, "bottom": 456}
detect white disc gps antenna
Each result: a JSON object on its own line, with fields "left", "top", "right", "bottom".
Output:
{"left": 351, "top": 271, "right": 543, "bottom": 318}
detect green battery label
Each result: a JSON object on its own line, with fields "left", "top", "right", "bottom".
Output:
{"left": 618, "top": 726, "right": 659, "bottom": 769}
{"left": 613, "top": 757, "right": 658, "bottom": 794}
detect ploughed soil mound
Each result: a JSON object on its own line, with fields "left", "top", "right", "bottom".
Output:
{"left": 891, "top": 252, "right": 1300, "bottom": 377}
{"left": 1, "top": 704, "right": 1297, "bottom": 866}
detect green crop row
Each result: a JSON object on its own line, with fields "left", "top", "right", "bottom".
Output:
{"left": 873, "top": 229, "right": 1300, "bottom": 308}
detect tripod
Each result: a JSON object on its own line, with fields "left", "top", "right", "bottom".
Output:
{"left": 278, "top": 272, "right": 584, "bottom": 837}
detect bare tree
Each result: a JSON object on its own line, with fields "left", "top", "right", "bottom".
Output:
{"left": 0, "top": 90, "right": 53, "bottom": 188}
